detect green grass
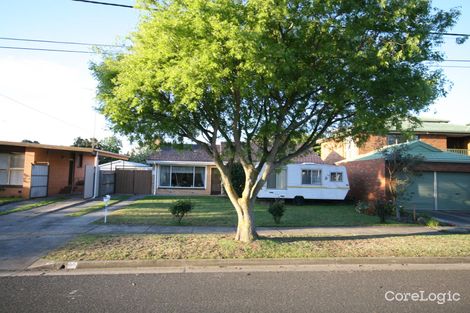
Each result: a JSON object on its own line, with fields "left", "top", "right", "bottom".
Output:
{"left": 46, "top": 233, "right": 470, "bottom": 261}
{"left": 67, "top": 194, "right": 132, "bottom": 217}
{"left": 0, "top": 196, "right": 22, "bottom": 206}
{"left": 0, "top": 197, "right": 64, "bottom": 216}
{"left": 102, "top": 196, "right": 406, "bottom": 227}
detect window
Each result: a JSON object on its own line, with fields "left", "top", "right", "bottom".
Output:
{"left": 301, "top": 169, "right": 321, "bottom": 185}
{"left": 78, "top": 154, "right": 83, "bottom": 168}
{"left": 159, "top": 165, "right": 205, "bottom": 188}
{"left": 0, "top": 153, "right": 24, "bottom": 186}
{"left": 387, "top": 134, "right": 419, "bottom": 145}
{"left": 330, "top": 172, "right": 343, "bottom": 182}
{"left": 266, "top": 167, "right": 287, "bottom": 189}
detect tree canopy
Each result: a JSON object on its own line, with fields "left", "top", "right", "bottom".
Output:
{"left": 92, "top": 0, "right": 459, "bottom": 241}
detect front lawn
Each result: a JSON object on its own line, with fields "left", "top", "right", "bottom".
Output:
{"left": 67, "top": 194, "right": 132, "bottom": 217}
{"left": 101, "top": 196, "right": 404, "bottom": 227}
{"left": 0, "top": 197, "right": 64, "bottom": 216}
{"left": 46, "top": 233, "right": 470, "bottom": 261}
{"left": 0, "top": 196, "right": 22, "bottom": 206}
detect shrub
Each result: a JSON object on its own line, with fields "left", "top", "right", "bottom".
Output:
{"left": 268, "top": 200, "right": 285, "bottom": 224}
{"left": 375, "top": 200, "right": 393, "bottom": 223}
{"left": 355, "top": 201, "right": 369, "bottom": 215}
{"left": 426, "top": 218, "right": 441, "bottom": 228}
{"left": 169, "top": 200, "right": 193, "bottom": 223}
{"left": 228, "top": 162, "right": 245, "bottom": 197}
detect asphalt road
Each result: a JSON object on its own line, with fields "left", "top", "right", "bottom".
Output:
{"left": 1, "top": 269, "right": 469, "bottom": 313}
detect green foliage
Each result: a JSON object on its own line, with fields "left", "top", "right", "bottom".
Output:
{"left": 354, "top": 201, "right": 369, "bottom": 215}
{"left": 268, "top": 200, "right": 285, "bottom": 224}
{"left": 374, "top": 200, "right": 393, "bottom": 224}
{"left": 128, "top": 146, "right": 153, "bottom": 163}
{"left": 228, "top": 163, "right": 245, "bottom": 197}
{"left": 426, "top": 218, "right": 441, "bottom": 228}
{"left": 72, "top": 136, "right": 123, "bottom": 164}
{"left": 169, "top": 200, "right": 194, "bottom": 223}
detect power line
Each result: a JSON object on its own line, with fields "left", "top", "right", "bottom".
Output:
{"left": 71, "top": 0, "right": 134, "bottom": 9}
{"left": 0, "top": 92, "right": 89, "bottom": 131}
{"left": 0, "top": 36, "right": 124, "bottom": 48}
{"left": 0, "top": 46, "right": 96, "bottom": 54}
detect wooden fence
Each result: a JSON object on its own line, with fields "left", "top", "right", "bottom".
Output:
{"left": 115, "top": 169, "right": 152, "bottom": 194}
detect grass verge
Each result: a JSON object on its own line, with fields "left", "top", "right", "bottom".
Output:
{"left": 67, "top": 195, "right": 132, "bottom": 217}
{"left": 102, "top": 196, "right": 407, "bottom": 227}
{"left": 0, "top": 196, "right": 22, "bottom": 206}
{"left": 0, "top": 197, "right": 64, "bottom": 216}
{"left": 45, "top": 233, "right": 470, "bottom": 261}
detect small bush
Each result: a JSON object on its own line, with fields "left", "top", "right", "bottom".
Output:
{"left": 375, "top": 200, "right": 393, "bottom": 223}
{"left": 426, "top": 218, "right": 441, "bottom": 228}
{"left": 355, "top": 201, "right": 369, "bottom": 215}
{"left": 169, "top": 200, "right": 193, "bottom": 223}
{"left": 268, "top": 200, "right": 285, "bottom": 224}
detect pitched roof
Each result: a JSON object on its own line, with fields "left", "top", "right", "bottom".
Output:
{"left": 390, "top": 117, "right": 470, "bottom": 135}
{"left": 338, "top": 140, "right": 470, "bottom": 164}
{"left": 147, "top": 145, "right": 214, "bottom": 162}
{"left": 0, "top": 140, "right": 128, "bottom": 160}
{"left": 147, "top": 145, "right": 323, "bottom": 164}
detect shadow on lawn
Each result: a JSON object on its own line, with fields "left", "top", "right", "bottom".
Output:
{"left": 259, "top": 231, "right": 466, "bottom": 243}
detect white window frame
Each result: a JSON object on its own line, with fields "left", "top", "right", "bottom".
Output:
{"left": 330, "top": 172, "right": 343, "bottom": 182}
{"left": 266, "top": 167, "right": 287, "bottom": 190}
{"left": 0, "top": 153, "right": 24, "bottom": 186}
{"left": 301, "top": 169, "right": 322, "bottom": 185}
{"left": 159, "top": 165, "right": 206, "bottom": 189}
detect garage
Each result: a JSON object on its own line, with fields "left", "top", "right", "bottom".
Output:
{"left": 402, "top": 171, "right": 470, "bottom": 211}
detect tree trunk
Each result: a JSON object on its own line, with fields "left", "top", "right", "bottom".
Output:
{"left": 234, "top": 201, "right": 258, "bottom": 242}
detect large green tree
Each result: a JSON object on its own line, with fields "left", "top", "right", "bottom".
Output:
{"left": 92, "top": 0, "right": 458, "bottom": 242}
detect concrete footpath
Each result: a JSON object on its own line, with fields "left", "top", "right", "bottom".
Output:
{"left": 0, "top": 196, "right": 143, "bottom": 271}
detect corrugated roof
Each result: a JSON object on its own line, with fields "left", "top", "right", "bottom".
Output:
{"left": 339, "top": 141, "right": 470, "bottom": 164}
{"left": 390, "top": 117, "right": 470, "bottom": 135}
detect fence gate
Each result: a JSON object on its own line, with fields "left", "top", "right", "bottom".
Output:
{"left": 116, "top": 170, "right": 152, "bottom": 194}
{"left": 99, "top": 170, "right": 115, "bottom": 196}
{"left": 30, "top": 164, "right": 48, "bottom": 198}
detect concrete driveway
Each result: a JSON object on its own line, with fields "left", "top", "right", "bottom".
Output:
{"left": 0, "top": 196, "right": 142, "bottom": 271}
{"left": 428, "top": 211, "right": 470, "bottom": 226}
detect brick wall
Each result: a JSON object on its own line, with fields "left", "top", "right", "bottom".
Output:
{"left": 415, "top": 162, "right": 470, "bottom": 173}
{"left": 73, "top": 154, "right": 95, "bottom": 193}
{"left": 342, "top": 158, "right": 387, "bottom": 203}
{"left": 358, "top": 136, "right": 387, "bottom": 155}
{"left": 419, "top": 134, "right": 447, "bottom": 150}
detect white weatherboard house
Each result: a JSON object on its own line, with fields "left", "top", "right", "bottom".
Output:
{"left": 147, "top": 145, "right": 349, "bottom": 201}
{"left": 258, "top": 163, "right": 349, "bottom": 202}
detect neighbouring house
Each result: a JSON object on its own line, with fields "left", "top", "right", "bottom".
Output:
{"left": 146, "top": 145, "right": 329, "bottom": 197}
{"left": 338, "top": 140, "right": 470, "bottom": 211}
{"left": 321, "top": 117, "right": 470, "bottom": 163}
{"left": 0, "top": 141, "right": 127, "bottom": 199}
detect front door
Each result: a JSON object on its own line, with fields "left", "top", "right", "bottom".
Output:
{"left": 210, "top": 168, "right": 222, "bottom": 195}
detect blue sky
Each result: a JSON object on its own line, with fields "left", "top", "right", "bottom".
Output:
{"left": 0, "top": 0, "right": 469, "bottom": 153}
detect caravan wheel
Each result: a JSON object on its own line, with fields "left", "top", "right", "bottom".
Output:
{"left": 293, "top": 196, "right": 304, "bottom": 206}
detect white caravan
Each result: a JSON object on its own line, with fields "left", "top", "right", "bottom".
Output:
{"left": 257, "top": 163, "right": 349, "bottom": 202}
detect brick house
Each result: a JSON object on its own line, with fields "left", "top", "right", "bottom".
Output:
{"left": 146, "top": 145, "right": 324, "bottom": 196}
{"left": 338, "top": 141, "right": 470, "bottom": 211}
{"left": 0, "top": 141, "right": 127, "bottom": 199}
{"left": 321, "top": 117, "right": 470, "bottom": 163}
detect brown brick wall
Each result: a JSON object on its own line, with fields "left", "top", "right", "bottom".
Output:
{"left": 0, "top": 186, "right": 23, "bottom": 197}
{"left": 414, "top": 162, "right": 470, "bottom": 173}
{"left": 342, "top": 158, "right": 387, "bottom": 203}
{"left": 419, "top": 134, "right": 447, "bottom": 150}
{"left": 358, "top": 136, "right": 387, "bottom": 155}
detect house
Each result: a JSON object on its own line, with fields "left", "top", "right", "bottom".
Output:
{"left": 146, "top": 144, "right": 346, "bottom": 199}
{"left": 0, "top": 141, "right": 127, "bottom": 199}
{"left": 338, "top": 140, "right": 470, "bottom": 211}
{"left": 321, "top": 117, "right": 470, "bottom": 163}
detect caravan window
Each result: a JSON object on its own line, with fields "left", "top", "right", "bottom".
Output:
{"left": 266, "top": 167, "right": 287, "bottom": 189}
{"left": 301, "top": 169, "right": 321, "bottom": 185}
{"left": 330, "top": 172, "right": 343, "bottom": 182}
